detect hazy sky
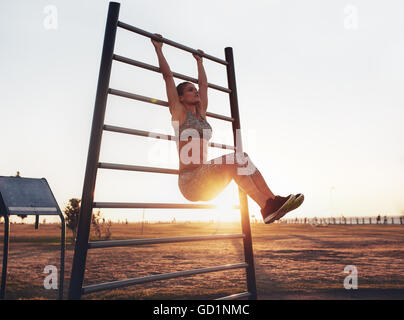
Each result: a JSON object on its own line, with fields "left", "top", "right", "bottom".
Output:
{"left": 1, "top": 0, "right": 404, "bottom": 223}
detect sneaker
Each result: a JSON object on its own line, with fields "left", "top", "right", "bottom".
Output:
{"left": 261, "top": 194, "right": 296, "bottom": 224}
{"left": 289, "top": 193, "right": 304, "bottom": 212}
{"left": 272, "top": 193, "right": 305, "bottom": 223}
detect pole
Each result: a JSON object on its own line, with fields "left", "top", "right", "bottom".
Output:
{"left": 0, "top": 215, "right": 9, "bottom": 300}
{"left": 59, "top": 215, "right": 65, "bottom": 300}
{"left": 141, "top": 209, "right": 145, "bottom": 235}
{"left": 225, "top": 47, "right": 257, "bottom": 300}
{"left": 68, "top": 1, "right": 120, "bottom": 300}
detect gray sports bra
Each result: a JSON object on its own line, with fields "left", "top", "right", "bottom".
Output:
{"left": 175, "top": 109, "right": 212, "bottom": 141}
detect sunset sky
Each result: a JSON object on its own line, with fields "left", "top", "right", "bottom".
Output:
{"left": 1, "top": 0, "right": 403, "bottom": 223}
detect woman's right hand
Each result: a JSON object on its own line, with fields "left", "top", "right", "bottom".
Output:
{"left": 151, "top": 33, "right": 163, "bottom": 50}
{"left": 193, "top": 49, "right": 204, "bottom": 62}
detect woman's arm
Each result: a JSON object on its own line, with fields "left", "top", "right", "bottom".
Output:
{"left": 151, "top": 34, "right": 182, "bottom": 118}
{"left": 193, "top": 50, "right": 208, "bottom": 115}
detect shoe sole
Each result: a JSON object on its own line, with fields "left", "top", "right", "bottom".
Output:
{"left": 289, "top": 194, "right": 304, "bottom": 211}
{"left": 264, "top": 195, "right": 296, "bottom": 224}
{"left": 274, "top": 194, "right": 305, "bottom": 222}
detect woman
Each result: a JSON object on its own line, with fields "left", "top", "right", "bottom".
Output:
{"left": 151, "top": 34, "right": 304, "bottom": 224}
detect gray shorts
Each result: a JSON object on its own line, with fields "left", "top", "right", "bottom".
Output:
{"left": 178, "top": 152, "right": 253, "bottom": 202}
{"left": 178, "top": 164, "right": 231, "bottom": 202}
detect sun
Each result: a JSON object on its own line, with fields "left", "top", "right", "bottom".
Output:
{"left": 210, "top": 184, "right": 241, "bottom": 222}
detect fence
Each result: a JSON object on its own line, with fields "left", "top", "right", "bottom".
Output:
{"left": 280, "top": 216, "right": 404, "bottom": 225}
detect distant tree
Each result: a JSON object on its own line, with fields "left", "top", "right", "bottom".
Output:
{"left": 63, "top": 199, "right": 112, "bottom": 243}
{"left": 91, "top": 210, "right": 112, "bottom": 240}
{"left": 63, "top": 198, "right": 81, "bottom": 244}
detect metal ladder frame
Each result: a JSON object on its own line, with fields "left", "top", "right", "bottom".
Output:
{"left": 68, "top": 1, "right": 257, "bottom": 300}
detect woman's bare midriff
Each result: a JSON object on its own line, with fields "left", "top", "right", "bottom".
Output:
{"left": 178, "top": 138, "right": 209, "bottom": 172}
{"left": 172, "top": 112, "right": 209, "bottom": 172}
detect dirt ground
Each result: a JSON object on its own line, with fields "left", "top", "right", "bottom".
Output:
{"left": 0, "top": 222, "right": 403, "bottom": 300}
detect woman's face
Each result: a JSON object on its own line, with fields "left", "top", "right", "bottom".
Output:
{"left": 179, "top": 83, "right": 200, "bottom": 105}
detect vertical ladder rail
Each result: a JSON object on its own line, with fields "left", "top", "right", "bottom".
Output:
{"left": 0, "top": 215, "right": 9, "bottom": 300}
{"left": 225, "top": 47, "right": 258, "bottom": 300}
{"left": 68, "top": 2, "right": 120, "bottom": 300}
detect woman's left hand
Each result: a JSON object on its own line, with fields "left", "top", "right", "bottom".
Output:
{"left": 151, "top": 33, "right": 164, "bottom": 50}
{"left": 193, "top": 49, "right": 204, "bottom": 62}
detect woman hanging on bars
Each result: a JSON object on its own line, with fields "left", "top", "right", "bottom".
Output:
{"left": 151, "top": 34, "right": 304, "bottom": 224}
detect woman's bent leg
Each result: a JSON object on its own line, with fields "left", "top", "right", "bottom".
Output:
{"left": 178, "top": 164, "right": 234, "bottom": 202}
{"left": 249, "top": 168, "right": 275, "bottom": 199}
{"left": 232, "top": 172, "right": 268, "bottom": 208}
{"left": 236, "top": 153, "right": 275, "bottom": 200}
{"left": 179, "top": 152, "right": 277, "bottom": 208}
{"left": 209, "top": 152, "right": 274, "bottom": 209}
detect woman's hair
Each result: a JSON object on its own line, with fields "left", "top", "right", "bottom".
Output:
{"left": 176, "top": 81, "right": 192, "bottom": 97}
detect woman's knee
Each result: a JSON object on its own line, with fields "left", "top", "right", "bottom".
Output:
{"left": 234, "top": 152, "right": 250, "bottom": 168}
{"left": 219, "top": 153, "right": 250, "bottom": 177}
{"left": 234, "top": 152, "right": 257, "bottom": 176}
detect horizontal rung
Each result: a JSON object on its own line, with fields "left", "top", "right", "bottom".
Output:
{"left": 104, "top": 124, "right": 175, "bottom": 140}
{"left": 93, "top": 202, "right": 240, "bottom": 210}
{"left": 109, "top": 88, "right": 168, "bottom": 106}
{"left": 98, "top": 162, "right": 179, "bottom": 175}
{"left": 88, "top": 234, "right": 245, "bottom": 249}
{"left": 113, "top": 54, "right": 231, "bottom": 93}
{"left": 108, "top": 88, "right": 235, "bottom": 122}
{"left": 117, "top": 21, "right": 228, "bottom": 66}
{"left": 82, "top": 263, "right": 248, "bottom": 295}
{"left": 216, "top": 292, "right": 252, "bottom": 300}
{"left": 103, "top": 124, "right": 236, "bottom": 151}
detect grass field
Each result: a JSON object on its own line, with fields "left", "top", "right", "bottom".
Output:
{"left": 1, "top": 221, "right": 403, "bottom": 300}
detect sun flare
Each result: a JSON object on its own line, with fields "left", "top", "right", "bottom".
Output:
{"left": 210, "top": 186, "right": 241, "bottom": 222}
